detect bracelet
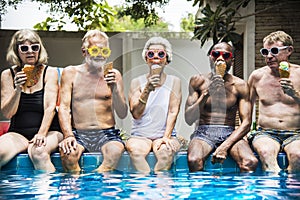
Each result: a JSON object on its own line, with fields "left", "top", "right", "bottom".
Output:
{"left": 64, "top": 135, "right": 75, "bottom": 139}
{"left": 139, "top": 97, "right": 147, "bottom": 104}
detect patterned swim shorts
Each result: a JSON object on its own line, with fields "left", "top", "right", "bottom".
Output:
{"left": 73, "top": 127, "right": 124, "bottom": 152}
{"left": 191, "top": 125, "right": 234, "bottom": 149}
{"left": 247, "top": 127, "right": 300, "bottom": 149}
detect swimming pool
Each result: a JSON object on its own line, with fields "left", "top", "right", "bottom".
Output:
{"left": 1, "top": 168, "right": 300, "bottom": 199}
{"left": 0, "top": 152, "right": 299, "bottom": 199}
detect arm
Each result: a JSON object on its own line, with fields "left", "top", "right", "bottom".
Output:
{"left": 1, "top": 69, "right": 23, "bottom": 119}
{"left": 58, "top": 67, "right": 78, "bottom": 154}
{"left": 58, "top": 67, "right": 75, "bottom": 139}
{"left": 110, "top": 69, "right": 128, "bottom": 119}
{"left": 129, "top": 77, "right": 154, "bottom": 119}
{"left": 212, "top": 81, "right": 252, "bottom": 163}
{"left": 163, "top": 77, "right": 182, "bottom": 138}
{"left": 184, "top": 75, "right": 209, "bottom": 125}
{"left": 30, "top": 67, "right": 59, "bottom": 146}
{"left": 37, "top": 67, "right": 59, "bottom": 136}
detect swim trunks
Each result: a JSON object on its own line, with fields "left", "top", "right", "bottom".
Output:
{"left": 248, "top": 127, "right": 300, "bottom": 150}
{"left": 191, "top": 125, "right": 234, "bottom": 149}
{"left": 73, "top": 127, "right": 124, "bottom": 152}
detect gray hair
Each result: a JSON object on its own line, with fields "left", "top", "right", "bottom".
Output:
{"left": 142, "top": 36, "right": 173, "bottom": 64}
{"left": 82, "top": 30, "right": 109, "bottom": 49}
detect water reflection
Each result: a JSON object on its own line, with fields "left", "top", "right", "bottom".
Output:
{"left": 0, "top": 170, "right": 300, "bottom": 199}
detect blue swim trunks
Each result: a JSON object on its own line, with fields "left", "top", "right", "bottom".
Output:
{"left": 73, "top": 127, "right": 124, "bottom": 152}
{"left": 191, "top": 125, "right": 234, "bottom": 149}
{"left": 248, "top": 127, "right": 300, "bottom": 149}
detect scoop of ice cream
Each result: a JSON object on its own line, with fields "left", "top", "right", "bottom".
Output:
{"left": 279, "top": 61, "right": 290, "bottom": 78}
{"left": 215, "top": 61, "right": 227, "bottom": 77}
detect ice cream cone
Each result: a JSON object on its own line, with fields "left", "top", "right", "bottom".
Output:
{"left": 103, "top": 62, "right": 113, "bottom": 76}
{"left": 215, "top": 61, "right": 227, "bottom": 77}
{"left": 151, "top": 64, "right": 163, "bottom": 76}
{"left": 22, "top": 64, "right": 35, "bottom": 87}
{"left": 279, "top": 61, "right": 290, "bottom": 78}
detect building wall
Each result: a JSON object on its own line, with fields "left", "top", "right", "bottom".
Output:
{"left": 0, "top": 30, "right": 210, "bottom": 140}
{"left": 254, "top": 0, "right": 300, "bottom": 121}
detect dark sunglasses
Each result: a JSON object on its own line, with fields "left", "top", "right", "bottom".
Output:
{"left": 146, "top": 50, "right": 166, "bottom": 59}
{"left": 210, "top": 50, "right": 232, "bottom": 60}
{"left": 18, "top": 44, "right": 40, "bottom": 53}
{"left": 260, "top": 46, "right": 288, "bottom": 57}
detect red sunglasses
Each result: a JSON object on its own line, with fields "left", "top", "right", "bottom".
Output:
{"left": 210, "top": 50, "right": 233, "bottom": 60}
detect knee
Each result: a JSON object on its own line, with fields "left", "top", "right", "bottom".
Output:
{"left": 238, "top": 156, "right": 259, "bottom": 172}
{"left": 30, "top": 146, "right": 50, "bottom": 162}
{"left": 188, "top": 154, "right": 204, "bottom": 171}
{"left": 288, "top": 151, "right": 300, "bottom": 164}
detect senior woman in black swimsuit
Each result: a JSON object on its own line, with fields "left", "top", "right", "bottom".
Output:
{"left": 0, "top": 29, "right": 63, "bottom": 172}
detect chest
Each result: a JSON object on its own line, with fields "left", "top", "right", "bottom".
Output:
{"left": 72, "top": 73, "right": 112, "bottom": 100}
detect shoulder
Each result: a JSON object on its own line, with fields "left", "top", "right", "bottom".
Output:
{"left": 249, "top": 66, "right": 268, "bottom": 79}
{"left": 189, "top": 73, "right": 206, "bottom": 88}
{"left": 1, "top": 68, "right": 11, "bottom": 77}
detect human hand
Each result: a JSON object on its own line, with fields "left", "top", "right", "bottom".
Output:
{"left": 211, "top": 147, "right": 227, "bottom": 164}
{"left": 29, "top": 134, "right": 46, "bottom": 147}
{"left": 147, "top": 74, "right": 160, "bottom": 89}
{"left": 155, "top": 137, "right": 178, "bottom": 152}
{"left": 58, "top": 136, "right": 77, "bottom": 155}
{"left": 104, "top": 69, "right": 117, "bottom": 85}
{"left": 14, "top": 71, "right": 27, "bottom": 90}
{"left": 280, "top": 78, "right": 297, "bottom": 97}
{"left": 208, "top": 75, "right": 225, "bottom": 95}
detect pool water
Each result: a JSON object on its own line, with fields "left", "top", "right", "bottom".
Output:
{"left": 1, "top": 169, "right": 300, "bottom": 199}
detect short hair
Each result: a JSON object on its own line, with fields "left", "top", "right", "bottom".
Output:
{"left": 263, "top": 31, "right": 293, "bottom": 46}
{"left": 6, "top": 29, "right": 48, "bottom": 67}
{"left": 142, "top": 36, "right": 173, "bottom": 64}
{"left": 81, "top": 30, "right": 109, "bottom": 49}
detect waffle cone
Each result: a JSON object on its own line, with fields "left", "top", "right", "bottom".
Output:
{"left": 22, "top": 64, "right": 35, "bottom": 87}
{"left": 279, "top": 68, "right": 290, "bottom": 78}
{"left": 103, "top": 62, "right": 113, "bottom": 76}
{"left": 151, "top": 64, "right": 162, "bottom": 75}
{"left": 216, "top": 62, "right": 226, "bottom": 77}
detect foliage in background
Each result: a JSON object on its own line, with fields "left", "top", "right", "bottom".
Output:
{"left": 180, "top": 13, "right": 195, "bottom": 32}
{"left": 190, "top": 0, "right": 252, "bottom": 52}
{"left": 2, "top": 0, "right": 170, "bottom": 31}
{"left": 119, "top": 0, "right": 170, "bottom": 27}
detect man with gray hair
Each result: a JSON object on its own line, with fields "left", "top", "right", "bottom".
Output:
{"left": 58, "top": 30, "right": 128, "bottom": 172}
{"left": 126, "top": 36, "right": 182, "bottom": 173}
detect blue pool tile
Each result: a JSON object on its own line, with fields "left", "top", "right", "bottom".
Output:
{"left": 1, "top": 151, "right": 289, "bottom": 173}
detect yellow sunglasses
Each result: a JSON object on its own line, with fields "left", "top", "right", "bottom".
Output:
{"left": 87, "top": 46, "right": 111, "bottom": 58}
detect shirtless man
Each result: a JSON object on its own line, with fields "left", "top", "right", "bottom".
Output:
{"left": 185, "top": 42, "right": 258, "bottom": 172}
{"left": 58, "top": 30, "right": 128, "bottom": 172}
{"left": 248, "top": 31, "right": 300, "bottom": 173}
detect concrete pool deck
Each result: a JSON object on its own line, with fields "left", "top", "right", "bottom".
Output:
{"left": 2, "top": 152, "right": 288, "bottom": 173}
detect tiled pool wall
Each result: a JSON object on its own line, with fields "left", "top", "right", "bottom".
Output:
{"left": 2, "top": 152, "right": 288, "bottom": 173}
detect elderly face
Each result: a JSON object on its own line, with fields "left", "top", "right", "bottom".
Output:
{"left": 145, "top": 44, "right": 168, "bottom": 67}
{"left": 18, "top": 40, "right": 40, "bottom": 66}
{"left": 84, "top": 36, "right": 109, "bottom": 68}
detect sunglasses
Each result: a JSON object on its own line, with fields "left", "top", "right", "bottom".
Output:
{"left": 18, "top": 44, "right": 40, "bottom": 53}
{"left": 260, "top": 46, "right": 289, "bottom": 57}
{"left": 87, "top": 46, "right": 111, "bottom": 58}
{"left": 146, "top": 50, "right": 166, "bottom": 59}
{"left": 210, "top": 50, "right": 233, "bottom": 60}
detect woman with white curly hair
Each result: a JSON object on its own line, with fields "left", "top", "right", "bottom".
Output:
{"left": 126, "top": 36, "right": 182, "bottom": 173}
